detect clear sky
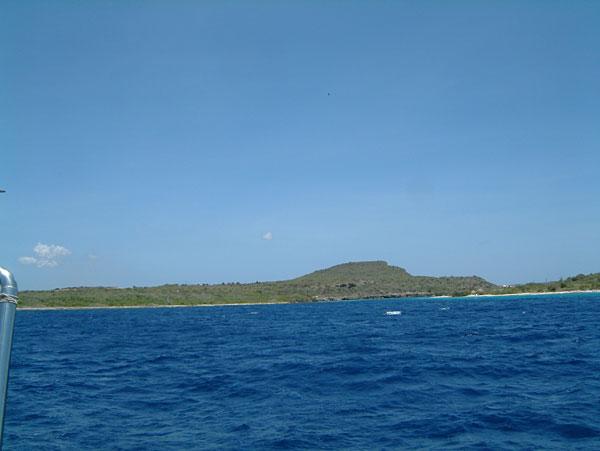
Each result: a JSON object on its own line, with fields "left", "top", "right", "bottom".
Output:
{"left": 2, "top": 1, "right": 599, "bottom": 290}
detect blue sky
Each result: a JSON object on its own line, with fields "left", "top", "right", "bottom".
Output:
{"left": 2, "top": 1, "right": 599, "bottom": 290}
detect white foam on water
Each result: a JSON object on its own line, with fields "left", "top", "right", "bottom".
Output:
{"left": 385, "top": 311, "right": 402, "bottom": 316}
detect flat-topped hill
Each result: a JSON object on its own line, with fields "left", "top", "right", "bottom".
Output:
{"left": 295, "top": 261, "right": 410, "bottom": 283}
{"left": 293, "top": 261, "right": 495, "bottom": 297}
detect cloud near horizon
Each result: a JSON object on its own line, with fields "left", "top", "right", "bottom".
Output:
{"left": 19, "top": 243, "right": 71, "bottom": 268}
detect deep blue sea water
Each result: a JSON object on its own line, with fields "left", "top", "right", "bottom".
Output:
{"left": 4, "top": 293, "right": 600, "bottom": 450}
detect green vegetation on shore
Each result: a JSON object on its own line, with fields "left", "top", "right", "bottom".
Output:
{"left": 18, "top": 261, "right": 600, "bottom": 308}
{"left": 492, "top": 272, "right": 600, "bottom": 295}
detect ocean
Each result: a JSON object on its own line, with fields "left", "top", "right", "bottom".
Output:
{"left": 4, "top": 293, "right": 600, "bottom": 450}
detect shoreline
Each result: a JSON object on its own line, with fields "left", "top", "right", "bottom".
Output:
{"left": 16, "top": 289, "right": 600, "bottom": 311}
{"left": 17, "top": 301, "right": 292, "bottom": 311}
{"left": 465, "top": 289, "right": 600, "bottom": 298}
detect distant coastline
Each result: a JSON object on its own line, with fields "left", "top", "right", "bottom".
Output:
{"left": 16, "top": 261, "right": 600, "bottom": 309}
{"left": 466, "top": 289, "right": 600, "bottom": 298}
{"left": 17, "top": 301, "right": 290, "bottom": 311}
{"left": 17, "top": 289, "right": 600, "bottom": 311}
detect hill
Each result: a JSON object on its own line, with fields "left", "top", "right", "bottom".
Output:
{"left": 292, "top": 261, "right": 495, "bottom": 298}
{"left": 19, "top": 261, "right": 496, "bottom": 308}
{"left": 18, "top": 262, "right": 600, "bottom": 308}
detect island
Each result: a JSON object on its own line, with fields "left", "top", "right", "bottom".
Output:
{"left": 16, "top": 261, "right": 600, "bottom": 309}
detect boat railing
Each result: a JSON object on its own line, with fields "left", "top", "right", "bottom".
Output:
{"left": 0, "top": 266, "right": 18, "bottom": 448}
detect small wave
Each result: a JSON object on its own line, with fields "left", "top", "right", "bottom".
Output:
{"left": 555, "top": 423, "right": 600, "bottom": 439}
{"left": 385, "top": 311, "right": 402, "bottom": 316}
{"left": 230, "top": 423, "right": 251, "bottom": 432}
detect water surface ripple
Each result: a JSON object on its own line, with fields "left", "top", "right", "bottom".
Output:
{"left": 5, "top": 293, "right": 600, "bottom": 449}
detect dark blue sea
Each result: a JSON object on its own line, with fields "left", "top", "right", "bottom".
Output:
{"left": 5, "top": 293, "right": 600, "bottom": 450}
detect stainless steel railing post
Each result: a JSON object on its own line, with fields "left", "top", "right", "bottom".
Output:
{"left": 0, "top": 267, "right": 18, "bottom": 448}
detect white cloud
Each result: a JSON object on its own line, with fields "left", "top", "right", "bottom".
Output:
{"left": 262, "top": 231, "right": 273, "bottom": 241}
{"left": 19, "top": 243, "right": 71, "bottom": 268}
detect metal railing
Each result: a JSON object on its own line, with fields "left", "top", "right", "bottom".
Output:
{"left": 0, "top": 267, "right": 17, "bottom": 447}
